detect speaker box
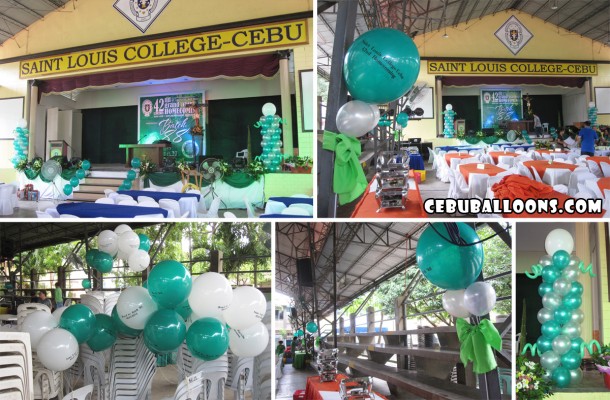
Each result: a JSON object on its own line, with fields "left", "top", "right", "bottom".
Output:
{"left": 296, "top": 258, "right": 313, "bottom": 287}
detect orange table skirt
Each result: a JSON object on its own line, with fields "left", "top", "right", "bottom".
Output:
{"left": 587, "top": 156, "right": 610, "bottom": 168}
{"left": 459, "top": 163, "right": 506, "bottom": 184}
{"left": 488, "top": 151, "right": 518, "bottom": 164}
{"left": 523, "top": 160, "right": 576, "bottom": 178}
{"left": 351, "top": 179, "right": 427, "bottom": 218}
{"left": 444, "top": 153, "right": 474, "bottom": 166}
{"left": 305, "top": 374, "right": 388, "bottom": 400}
{"left": 597, "top": 177, "right": 610, "bottom": 197}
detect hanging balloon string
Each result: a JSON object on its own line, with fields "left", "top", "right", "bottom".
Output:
{"left": 427, "top": 222, "right": 511, "bottom": 247}
{"left": 524, "top": 264, "right": 544, "bottom": 279}
{"left": 579, "top": 262, "right": 596, "bottom": 277}
{"left": 580, "top": 340, "right": 602, "bottom": 358}
{"left": 521, "top": 343, "right": 541, "bottom": 357}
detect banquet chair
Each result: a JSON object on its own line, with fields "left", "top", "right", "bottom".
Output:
{"left": 138, "top": 201, "right": 160, "bottom": 208}
{"left": 447, "top": 169, "right": 468, "bottom": 199}
{"left": 586, "top": 160, "right": 604, "bottom": 178}
{"left": 600, "top": 162, "right": 610, "bottom": 178}
{"left": 243, "top": 196, "right": 256, "bottom": 218}
{"left": 498, "top": 156, "right": 515, "bottom": 168}
{"left": 224, "top": 211, "right": 238, "bottom": 219}
{"left": 468, "top": 173, "right": 489, "bottom": 199}
{"left": 62, "top": 384, "right": 93, "bottom": 400}
{"left": 113, "top": 194, "right": 133, "bottom": 203}
{"left": 585, "top": 180, "right": 604, "bottom": 199}
{"left": 104, "top": 189, "right": 116, "bottom": 198}
{"left": 426, "top": 146, "right": 434, "bottom": 164}
{"left": 517, "top": 164, "right": 534, "bottom": 180}
{"left": 568, "top": 171, "right": 597, "bottom": 196}
{"left": 450, "top": 157, "right": 465, "bottom": 170}
{"left": 281, "top": 207, "right": 310, "bottom": 216}
{"left": 59, "top": 214, "right": 79, "bottom": 219}
{"left": 159, "top": 199, "right": 181, "bottom": 218}
{"left": 531, "top": 168, "right": 544, "bottom": 183}
{"left": 576, "top": 183, "right": 596, "bottom": 199}
{"left": 170, "top": 371, "right": 207, "bottom": 400}
{"left": 496, "top": 163, "right": 511, "bottom": 170}
{"left": 137, "top": 196, "right": 155, "bottom": 203}
{"left": 8, "top": 184, "right": 18, "bottom": 209}
{"left": 35, "top": 211, "right": 54, "bottom": 218}
{"left": 118, "top": 199, "right": 138, "bottom": 206}
{"left": 540, "top": 153, "right": 553, "bottom": 161}
{"left": 289, "top": 203, "right": 314, "bottom": 216}
{"left": 264, "top": 200, "right": 286, "bottom": 215}
{"left": 44, "top": 207, "right": 60, "bottom": 218}
{"left": 95, "top": 198, "right": 115, "bottom": 204}
{"left": 543, "top": 169, "right": 571, "bottom": 186}
{"left": 0, "top": 185, "right": 14, "bottom": 215}
{"left": 198, "top": 197, "right": 221, "bottom": 218}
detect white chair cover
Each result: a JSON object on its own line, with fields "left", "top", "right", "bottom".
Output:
{"left": 498, "top": 156, "right": 515, "bottom": 168}
{"left": 600, "top": 162, "right": 610, "bottom": 178}
{"left": 585, "top": 180, "right": 604, "bottom": 199}
{"left": 542, "top": 168, "right": 571, "bottom": 186}
{"left": 586, "top": 159, "right": 603, "bottom": 178}
{"left": 95, "top": 198, "right": 115, "bottom": 204}
{"left": 0, "top": 185, "right": 14, "bottom": 215}
{"left": 468, "top": 173, "right": 489, "bottom": 199}
{"left": 159, "top": 199, "right": 181, "bottom": 218}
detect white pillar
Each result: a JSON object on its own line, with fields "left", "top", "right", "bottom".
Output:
{"left": 28, "top": 83, "right": 39, "bottom": 159}
{"left": 279, "top": 51, "right": 294, "bottom": 157}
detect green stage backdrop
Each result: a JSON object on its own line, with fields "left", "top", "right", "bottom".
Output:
{"left": 481, "top": 89, "right": 522, "bottom": 129}
{"left": 138, "top": 92, "right": 205, "bottom": 162}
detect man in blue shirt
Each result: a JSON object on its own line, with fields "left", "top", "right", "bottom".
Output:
{"left": 577, "top": 121, "right": 598, "bottom": 156}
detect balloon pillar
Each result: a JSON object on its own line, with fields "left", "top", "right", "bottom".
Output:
{"left": 523, "top": 228, "right": 594, "bottom": 388}
{"left": 11, "top": 119, "right": 29, "bottom": 168}
{"left": 257, "top": 102, "right": 283, "bottom": 173}
{"left": 443, "top": 105, "right": 456, "bottom": 138}
{"left": 588, "top": 102, "right": 598, "bottom": 128}
{"left": 417, "top": 223, "right": 502, "bottom": 374}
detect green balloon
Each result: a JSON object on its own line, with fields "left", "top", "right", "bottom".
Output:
{"left": 570, "top": 281, "right": 584, "bottom": 296}
{"left": 131, "top": 158, "right": 141, "bottom": 168}
{"left": 81, "top": 160, "right": 91, "bottom": 170}
{"left": 554, "top": 306, "right": 572, "bottom": 325}
{"left": 75, "top": 169, "right": 86, "bottom": 180}
{"left": 87, "top": 314, "right": 117, "bottom": 352}
{"left": 142, "top": 280, "right": 148, "bottom": 289}
{"left": 118, "top": 184, "right": 128, "bottom": 191}
{"left": 563, "top": 293, "right": 582, "bottom": 310}
{"left": 138, "top": 234, "right": 151, "bottom": 251}
{"left": 552, "top": 366, "right": 571, "bottom": 388}
{"left": 174, "top": 299, "right": 192, "bottom": 320}
{"left": 186, "top": 317, "right": 229, "bottom": 361}
{"left": 63, "top": 184, "right": 73, "bottom": 195}
{"left": 542, "top": 266, "right": 561, "bottom": 283}
{"left": 416, "top": 223, "right": 483, "bottom": 290}
{"left": 306, "top": 321, "right": 318, "bottom": 334}
{"left": 147, "top": 260, "right": 192, "bottom": 309}
{"left": 570, "top": 337, "right": 585, "bottom": 353}
{"left": 143, "top": 309, "right": 186, "bottom": 354}
{"left": 127, "top": 170, "right": 137, "bottom": 180}
{"left": 296, "top": 329, "right": 304, "bottom": 337}
{"left": 536, "top": 335, "right": 553, "bottom": 353}
{"left": 553, "top": 250, "right": 571, "bottom": 269}
{"left": 70, "top": 176, "right": 80, "bottom": 187}
{"left": 538, "top": 282, "right": 553, "bottom": 297}
{"left": 111, "top": 306, "right": 141, "bottom": 338}
{"left": 561, "top": 350, "right": 582, "bottom": 370}
{"left": 541, "top": 320, "right": 561, "bottom": 339}
{"left": 122, "top": 179, "right": 132, "bottom": 190}
{"left": 93, "top": 251, "right": 113, "bottom": 273}
{"left": 85, "top": 249, "right": 100, "bottom": 267}
{"left": 82, "top": 279, "right": 91, "bottom": 289}
{"left": 59, "top": 304, "right": 96, "bottom": 344}
{"left": 396, "top": 112, "right": 409, "bottom": 127}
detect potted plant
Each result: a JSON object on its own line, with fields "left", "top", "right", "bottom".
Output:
{"left": 516, "top": 355, "right": 553, "bottom": 399}
{"left": 294, "top": 156, "right": 313, "bottom": 174}
{"left": 591, "top": 344, "right": 610, "bottom": 389}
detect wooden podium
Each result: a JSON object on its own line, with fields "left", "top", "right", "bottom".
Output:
{"left": 119, "top": 143, "right": 171, "bottom": 167}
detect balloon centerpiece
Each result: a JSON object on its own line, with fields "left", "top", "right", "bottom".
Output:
{"left": 11, "top": 119, "right": 29, "bottom": 169}
{"left": 256, "top": 103, "right": 283, "bottom": 173}
{"left": 443, "top": 104, "right": 456, "bottom": 138}
{"left": 588, "top": 102, "right": 598, "bottom": 128}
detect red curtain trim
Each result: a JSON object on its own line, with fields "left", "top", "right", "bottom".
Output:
{"left": 441, "top": 76, "right": 587, "bottom": 88}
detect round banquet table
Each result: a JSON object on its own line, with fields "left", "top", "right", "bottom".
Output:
{"left": 459, "top": 163, "right": 506, "bottom": 184}
{"left": 522, "top": 160, "right": 576, "bottom": 178}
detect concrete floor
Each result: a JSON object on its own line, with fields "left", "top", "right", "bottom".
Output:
{"left": 150, "top": 365, "right": 243, "bottom": 399}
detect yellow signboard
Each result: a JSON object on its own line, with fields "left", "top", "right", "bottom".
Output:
{"left": 20, "top": 19, "right": 309, "bottom": 78}
{"left": 427, "top": 60, "right": 597, "bottom": 76}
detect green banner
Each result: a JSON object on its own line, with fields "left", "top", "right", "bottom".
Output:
{"left": 138, "top": 92, "right": 205, "bottom": 162}
{"left": 481, "top": 89, "right": 522, "bottom": 129}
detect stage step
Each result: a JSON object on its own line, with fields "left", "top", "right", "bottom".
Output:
{"left": 84, "top": 177, "right": 127, "bottom": 186}
{"left": 71, "top": 171, "right": 140, "bottom": 202}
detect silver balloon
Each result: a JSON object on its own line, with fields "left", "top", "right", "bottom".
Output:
{"left": 540, "top": 350, "right": 561, "bottom": 371}
{"left": 336, "top": 100, "right": 380, "bottom": 137}
{"left": 568, "top": 255, "right": 581, "bottom": 268}
{"left": 562, "top": 321, "right": 582, "bottom": 339}
{"left": 571, "top": 308, "right": 585, "bottom": 325}
{"left": 542, "top": 292, "right": 562, "bottom": 311}
{"left": 552, "top": 335, "right": 572, "bottom": 355}
{"left": 539, "top": 254, "right": 553, "bottom": 267}
{"left": 441, "top": 290, "right": 470, "bottom": 318}
{"left": 569, "top": 368, "right": 583, "bottom": 385}
{"left": 463, "top": 282, "right": 497, "bottom": 316}
{"left": 537, "top": 308, "right": 554, "bottom": 324}
{"left": 542, "top": 368, "right": 553, "bottom": 381}
{"left": 553, "top": 278, "right": 572, "bottom": 296}
{"left": 562, "top": 265, "right": 580, "bottom": 282}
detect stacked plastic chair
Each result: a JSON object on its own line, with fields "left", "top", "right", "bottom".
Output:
{"left": 171, "top": 371, "right": 208, "bottom": 400}
{"left": 252, "top": 301, "right": 271, "bottom": 400}
{"left": 0, "top": 332, "right": 34, "bottom": 400}
{"left": 107, "top": 335, "right": 156, "bottom": 400}
{"left": 80, "top": 292, "right": 105, "bottom": 315}
{"left": 79, "top": 344, "right": 109, "bottom": 400}
{"left": 17, "top": 303, "right": 51, "bottom": 330}
{"left": 226, "top": 351, "right": 253, "bottom": 400}
{"left": 176, "top": 343, "right": 228, "bottom": 400}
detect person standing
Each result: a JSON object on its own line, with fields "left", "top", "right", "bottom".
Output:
{"left": 38, "top": 290, "right": 53, "bottom": 311}
{"left": 533, "top": 114, "right": 542, "bottom": 136}
{"left": 54, "top": 282, "right": 64, "bottom": 308}
{"left": 577, "top": 121, "right": 598, "bottom": 156}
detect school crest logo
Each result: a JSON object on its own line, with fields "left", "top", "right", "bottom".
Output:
{"left": 494, "top": 16, "right": 533, "bottom": 55}
{"left": 142, "top": 100, "right": 153, "bottom": 117}
{"left": 114, "top": 0, "right": 172, "bottom": 33}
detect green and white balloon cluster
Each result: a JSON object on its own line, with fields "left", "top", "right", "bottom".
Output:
{"left": 11, "top": 119, "right": 28, "bottom": 168}
{"left": 88, "top": 224, "right": 152, "bottom": 274}
{"left": 63, "top": 160, "right": 91, "bottom": 196}
{"left": 119, "top": 158, "right": 141, "bottom": 191}
{"left": 588, "top": 102, "right": 598, "bottom": 128}
{"left": 443, "top": 104, "right": 456, "bottom": 138}
{"left": 258, "top": 103, "right": 283, "bottom": 173}
{"left": 534, "top": 229, "right": 585, "bottom": 388}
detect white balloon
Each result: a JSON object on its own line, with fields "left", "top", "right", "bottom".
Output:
{"left": 21, "top": 311, "right": 58, "bottom": 351}
{"left": 441, "top": 290, "right": 470, "bottom": 318}
{"left": 445, "top": 104, "right": 453, "bottom": 111}
{"left": 52, "top": 306, "right": 67, "bottom": 323}
{"left": 223, "top": 286, "right": 266, "bottom": 330}
{"left": 98, "top": 230, "right": 119, "bottom": 257}
{"left": 127, "top": 249, "right": 150, "bottom": 272}
{"left": 17, "top": 118, "right": 28, "bottom": 129}
{"left": 463, "top": 282, "right": 497, "bottom": 316}
{"left": 36, "top": 328, "right": 79, "bottom": 371}
{"left": 188, "top": 272, "right": 233, "bottom": 320}
{"left": 336, "top": 100, "right": 380, "bottom": 137}
{"left": 116, "top": 286, "right": 158, "bottom": 329}
{"left": 261, "top": 102, "right": 276, "bottom": 116}
{"left": 229, "top": 321, "right": 269, "bottom": 357}
{"left": 118, "top": 231, "right": 140, "bottom": 256}
{"left": 114, "top": 224, "right": 132, "bottom": 235}
{"left": 589, "top": 102, "right": 596, "bottom": 108}
{"left": 545, "top": 229, "right": 574, "bottom": 255}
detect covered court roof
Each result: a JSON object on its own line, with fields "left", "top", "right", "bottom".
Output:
{"left": 318, "top": 0, "right": 610, "bottom": 79}
{"left": 0, "top": 0, "right": 70, "bottom": 45}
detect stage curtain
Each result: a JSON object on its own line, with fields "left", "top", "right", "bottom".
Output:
{"left": 143, "top": 171, "right": 256, "bottom": 189}
{"left": 39, "top": 53, "right": 280, "bottom": 95}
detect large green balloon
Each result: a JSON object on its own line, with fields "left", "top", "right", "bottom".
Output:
{"left": 541, "top": 320, "right": 561, "bottom": 339}
{"left": 552, "top": 366, "right": 572, "bottom": 388}
{"left": 570, "top": 337, "right": 585, "bottom": 353}
{"left": 131, "top": 158, "right": 141, "bottom": 168}
{"left": 87, "top": 314, "right": 117, "bottom": 352}
{"left": 553, "top": 250, "right": 571, "bottom": 269}
{"left": 111, "top": 306, "right": 141, "bottom": 338}
{"left": 538, "top": 282, "right": 553, "bottom": 297}
{"left": 82, "top": 279, "right": 91, "bottom": 289}
{"left": 561, "top": 350, "right": 582, "bottom": 370}
{"left": 343, "top": 28, "right": 420, "bottom": 104}
{"left": 63, "top": 184, "right": 73, "bottom": 195}
{"left": 70, "top": 176, "right": 80, "bottom": 187}
{"left": 536, "top": 335, "right": 553, "bottom": 353}
{"left": 186, "top": 317, "right": 229, "bottom": 361}
{"left": 175, "top": 299, "right": 192, "bottom": 320}
{"left": 81, "top": 160, "right": 91, "bottom": 170}
{"left": 563, "top": 293, "right": 582, "bottom": 310}
{"left": 85, "top": 249, "right": 100, "bottom": 267}
{"left": 75, "top": 169, "right": 86, "bottom": 180}
{"left": 541, "top": 266, "right": 560, "bottom": 284}
{"left": 569, "top": 281, "right": 584, "bottom": 296}
{"left": 127, "top": 170, "right": 137, "bottom": 180}
{"left": 416, "top": 223, "right": 483, "bottom": 290}
{"left": 306, "top": 321, "right": 318, "bottom": 334}
{"left": 143, "top": 309, "right": 186, "bottom": 354}
{"left": 138, "top": 234, "right": 151, "bottom": 252}
{"left": 554, "top": 306, "right": 572, "bottom": 325}
{"left": 92, "top": 251, "right": 114, "bottom": 273}
{"left": 59, "top": 304, "right": 96, "bottom": 344}
{"left": 147, "top": 260, "right": 192, "bottom": 309}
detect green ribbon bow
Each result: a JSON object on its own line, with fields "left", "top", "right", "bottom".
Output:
{"left": 456, "top": 318, "right": 502, "bottom": 374}
{"left": 322, "top": 131, "right": 368, "bottom": 205}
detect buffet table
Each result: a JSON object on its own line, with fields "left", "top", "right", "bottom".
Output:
{"left": 304, "top": 374, "right": 387, "bottom": 400}
{"left": 351, "top": 178, "right": 426, "bottom": 218}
